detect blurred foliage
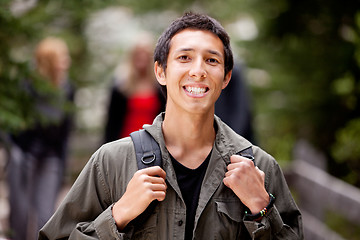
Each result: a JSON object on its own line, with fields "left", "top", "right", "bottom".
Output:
{"left": 0, "top": 0, "right": 108, "bottom": 133}
{"left": 1, "top": 0, "right": 360, "bottom": 187}
{"left": 326, "top": 210, "right": 360, "bottom": 240}
{"left": 240, "top": 0, "right": 360, "bottom": 186}
{"left": 332, "top": 118, "right": 360, "bottom": 186}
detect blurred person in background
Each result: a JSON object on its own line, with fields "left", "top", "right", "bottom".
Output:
{"left": 103, "top": 33, "right": 165, "bottom": 143}
{"left": 215, "top": 62, "right": 255, "bottom": 143}
{"left": 6, "top": 37, "right": 74, "bottom": 240}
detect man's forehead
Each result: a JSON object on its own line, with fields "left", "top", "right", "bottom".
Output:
{"left": 169, "top": 29, "right": 224, "bottom": 53}
{"left": 171, "top": 28, "right": 221, "bottom": 41}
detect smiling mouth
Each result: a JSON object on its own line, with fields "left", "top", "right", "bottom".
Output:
{"left": 184, "top": 86, "right": 209, "bottom": 95}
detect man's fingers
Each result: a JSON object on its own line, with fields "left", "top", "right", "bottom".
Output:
{"left": 150, "top": 182, "right": 167, "bottom": 191}
{"left": 138, "top": 166, "right": 166, "bottom": 179}
{"left": 153, "top": 191, "right": 166, "bottom": 201}
{"left": 227, "top": 159, "right": 254, "bottom": 171}
{"left": 256, "top": 166, "right": 265, "bottom": 179}
{"left": 230, "top": 155, "right": 254, "bottom": 164}
{"left": 146, "top": 175, "right": 167, "bottom": 185}
{"left": 144, "top": 183, "right": 167, "bottom": 202}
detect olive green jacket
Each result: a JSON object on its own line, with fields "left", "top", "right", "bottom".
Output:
{"left": 39, "top": 113, "right": 303, "bottom": 239}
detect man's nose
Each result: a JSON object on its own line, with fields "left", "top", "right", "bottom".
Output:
{"left": 189, "top": 58, "right": 207, "bottom": 79}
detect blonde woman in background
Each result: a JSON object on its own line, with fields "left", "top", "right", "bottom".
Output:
{"left": 7, "top": 37, "right": 74, "bottom": 240}
{"left": 104, "top": 33, "right": 166, "bottom": 143}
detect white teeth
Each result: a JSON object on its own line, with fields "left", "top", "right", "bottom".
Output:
{"left": 186, "top": 86, "right": 206, "bottom": 94}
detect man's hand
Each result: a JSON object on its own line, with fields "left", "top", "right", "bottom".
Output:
{"left": 223, "top": 155, "right": 269, "bottom": 214}
{"left": 112, "top": 166, "right": 167, "bottom": 230}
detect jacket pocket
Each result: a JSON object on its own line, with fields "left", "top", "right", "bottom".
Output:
{"left": 212, "top": 199, "right": 245, "bottom": 239}
{"left": 215, "top": 200, "right": 242, "bottom": 222}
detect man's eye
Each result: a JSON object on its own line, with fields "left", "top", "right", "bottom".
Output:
{"left": 178, "top": 55, "right": 190, "bottom": 61}
{"left": 207, "top": 58, "right": 219, "bottom": 64}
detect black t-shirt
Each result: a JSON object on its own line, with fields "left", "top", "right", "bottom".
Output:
{"left": 170, "top": 150, "right": 211, "bottom": 240}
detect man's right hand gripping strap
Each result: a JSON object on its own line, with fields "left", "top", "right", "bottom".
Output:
{"left": 130, "top": 129, "right": 162, "bottom": 170}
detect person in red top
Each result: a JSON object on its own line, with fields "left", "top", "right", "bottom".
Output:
{"left": 104, "top": 33, "right": 166, "bottom": 142}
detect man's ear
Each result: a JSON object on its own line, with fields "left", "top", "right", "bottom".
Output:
{"left": 222, "top": 70, "right": 232, "bottom": 89}
{"left": 154, "top": 61, "right": 166, "bottom": 86}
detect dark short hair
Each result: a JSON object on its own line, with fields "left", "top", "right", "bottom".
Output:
{"left": 154, "top": 12, "right": 234, "bottom": 96}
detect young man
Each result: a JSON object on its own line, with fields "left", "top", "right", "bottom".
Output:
{"left": 39, "top": 12, "right": 303, "bottom": 239}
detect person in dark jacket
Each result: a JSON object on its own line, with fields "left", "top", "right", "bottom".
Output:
{"left": 39, "top": 13, "right": 303, "bottom": 240}
{"left": 216, "top": 62, "right": 255, "bottom": 142}
{"left": 7, "top": 37, "right": 74, "bottom": 240}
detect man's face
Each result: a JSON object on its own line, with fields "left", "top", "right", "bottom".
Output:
{"left": 155, "top": 29, "right": 231, "bottom": 115}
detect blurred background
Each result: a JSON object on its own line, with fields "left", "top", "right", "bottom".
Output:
{"left": 0, "top": 0, "right": 359, "bottom": 239}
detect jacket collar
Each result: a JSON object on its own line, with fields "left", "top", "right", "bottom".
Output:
{"left": 144, "top": 112, "right": 253, "bottom": 163}
{"left": 213, "top": 115, "right": 252, "bottom": 163}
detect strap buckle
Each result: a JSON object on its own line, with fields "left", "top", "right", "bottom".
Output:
{"left": 141, "top": 152, "right": 156, "bottom": 165}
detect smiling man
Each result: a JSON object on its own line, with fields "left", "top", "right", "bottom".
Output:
{"left": 39, "top": 12, "right": 303, "bottom": 240}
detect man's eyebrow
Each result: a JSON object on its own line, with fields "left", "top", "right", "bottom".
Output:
{"left": 176, "top": 48, "right": 194, "bottom": 52}
{"left": 208, "top": 50, "right": 223, "bottom": 58}
{"left": 176, "top": 48, "right": 223, "bottom": 58}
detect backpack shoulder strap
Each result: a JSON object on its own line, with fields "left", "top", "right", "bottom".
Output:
{"left": 130, "top": 129, "right": 162, "bottom": 170}
{"left": 236, "top": 146, "right": 255, "bottom": 165}
{"left": 129, "top": 129, "right": 162, "bottom": 226}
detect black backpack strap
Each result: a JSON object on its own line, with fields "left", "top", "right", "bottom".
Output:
{"left": 130, "top": 129, "right": 162, "bottom": 170}
{"left": 129, "top": 129, "right": 162, "bottom": 227}
{"left": 236, "top": 146, "right": 255, "bottom": 165}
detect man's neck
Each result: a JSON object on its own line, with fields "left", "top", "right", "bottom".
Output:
{"left": 162, "top": 108, "right": 215, "bottom": 169}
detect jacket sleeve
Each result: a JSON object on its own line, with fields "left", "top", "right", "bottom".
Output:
{"left": 243, "top": 151, "right": 304, "bottom": 240}
{"left": 38, "top": 148, "right": 127, "bottom": 240}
